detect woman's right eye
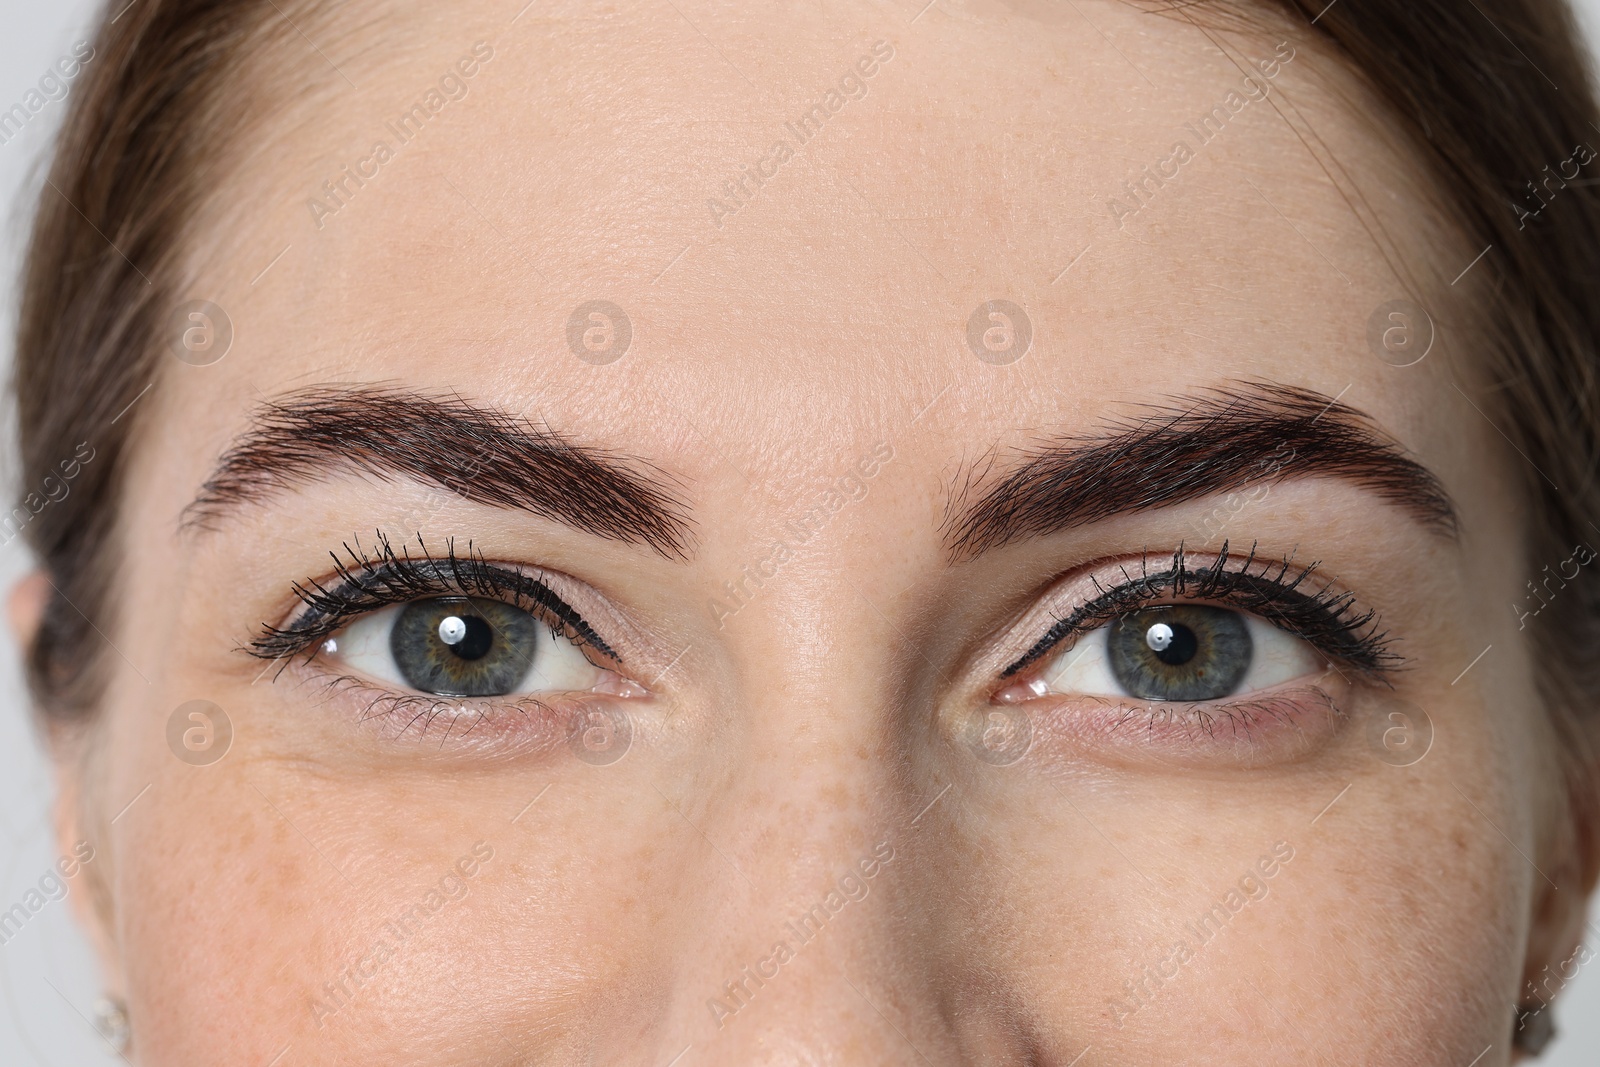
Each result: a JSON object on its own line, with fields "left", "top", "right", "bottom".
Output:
{"left": 324, "top": 595, "right": 606, "bottom": 698}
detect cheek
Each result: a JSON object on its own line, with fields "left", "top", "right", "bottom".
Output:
{"left": 113, "top": 759, "right": 326, "bottom": 1062}
{"left": 1236, "top": 793, "right": 1523, "bottom": 1060}
{"left": 919, "top": 686, "right": 1529, "bottom": 1061}
{"left": 104, "top": 687, "right": 697, "bottom": 1063}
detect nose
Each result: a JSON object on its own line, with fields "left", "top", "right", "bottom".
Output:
{"left": 657, "top": 623, "right": 937, "bottom": 1062}
{"left": 633, "top": 559, "right": 1040, "bottom": 1066}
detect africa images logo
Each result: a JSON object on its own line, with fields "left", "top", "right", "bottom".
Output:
{"left": 306, "top": 41, "right": 495, "bottom": 229}
{"left": 1102, "top": 41, "right": 1296, "bottom": 229}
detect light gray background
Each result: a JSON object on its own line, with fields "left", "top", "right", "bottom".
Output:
{"left": 1, "top": 1, "right": 1599, "bottom": 1062}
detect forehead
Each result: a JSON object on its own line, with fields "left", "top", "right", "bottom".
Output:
{"left": 169, "top": 0, "right": 1460, "bottom": 490}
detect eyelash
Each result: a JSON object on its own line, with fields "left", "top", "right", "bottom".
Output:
{"left": 248, "top": 535, "right": 1389, "bottom": 727}
{"left": 1000, "top": 541, "right": 1399, "bottom": 682}
{"left": 247, "top": 531, "right": 618, "bottom": 668}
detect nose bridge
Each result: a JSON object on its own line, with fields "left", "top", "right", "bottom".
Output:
{"left": 658, "top": 555, "right": 950, "bottom": 1063}
{"left": 680, "top": 835, "right": 927, "bottom": 1065}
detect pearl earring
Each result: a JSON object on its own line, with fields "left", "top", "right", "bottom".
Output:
{"left": 93, "top": 996, "right": 129, "bottom": 1055}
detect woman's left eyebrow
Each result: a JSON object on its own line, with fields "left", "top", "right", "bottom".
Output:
{"left": 181, "top": 385, "right": 695, "bottom": 558}
{"left": 942, "top": 381, "right": 1459, "bottom": 560}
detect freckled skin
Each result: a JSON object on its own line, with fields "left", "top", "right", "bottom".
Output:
{"left": 18, "top": 0, "right": 1589, "bottom": 1064}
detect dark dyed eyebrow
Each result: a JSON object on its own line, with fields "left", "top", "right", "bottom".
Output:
{"left": 184, "top": 386, "right": 693, "bottom": 558}
{"left": 943, "top": 382, "right": 1457, "bottom": 560}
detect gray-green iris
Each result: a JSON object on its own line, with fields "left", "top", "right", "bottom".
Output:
{"left": 389, "top": 596, "right": 538, "bottom": 696}
{"left": 1106, "top": 604, "right": 1252, "bottom": 701}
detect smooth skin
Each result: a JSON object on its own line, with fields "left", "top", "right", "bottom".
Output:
{"left": 11, "top": 0, "right": 1592, "bottom": 1063}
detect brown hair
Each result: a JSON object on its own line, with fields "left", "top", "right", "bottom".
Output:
{"left": 12, "top": 0, "right": 1600, "bottom": 858}
{"left": 1247, "top": 0, "right": 1600, "bottom": 883}
{"left": 12, "top": 0, "right": 298, "bottom": 720}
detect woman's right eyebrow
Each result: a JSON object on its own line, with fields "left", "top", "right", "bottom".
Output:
{"left": 181, "top": 385, "right": 695, "bottom": 558}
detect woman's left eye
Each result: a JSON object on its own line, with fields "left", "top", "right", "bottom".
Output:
{"left": 1029, "top": 604, "right": 1325, "bottom": 702}
{"left": 323, "top": 596, "right": 604, "bottom": 698}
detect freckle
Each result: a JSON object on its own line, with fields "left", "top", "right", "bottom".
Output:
{"left": 1452, "top": 828, "right": 1470, "bottom": 854}
{"left": 822, "top": 783, "right": 852, "bottom": 812}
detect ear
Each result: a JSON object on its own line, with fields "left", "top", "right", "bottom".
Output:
{"left": 7, "top": 570, "right": 50, "bottom": 650}
{"left": 8, "top": 571, "right": 126, "bottom": 990}
{"left": 1515, "top": 784, "right": 1597, "bottom": 1060}
{"left": 51, "top": 749, "right": 126, "bottom": 996}
{"left": 1521, "top": 875, "right": 1588, "bottom": 997}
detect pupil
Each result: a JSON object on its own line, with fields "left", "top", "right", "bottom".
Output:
{"left": 441, "top": 614, "right": 494, "bottom": 661}
{"left": 1148, "top": 622, "right": 1197, "bottom": 666}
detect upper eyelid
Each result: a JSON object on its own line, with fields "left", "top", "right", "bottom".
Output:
{"left": 1002, "top": 577, "right": 1300, "bottom": 678}
{"left": 998, "top": 546, "right": 1389, "bottom": 679}
{"left": 250, "top": 551, "right": 619, "bottom": 663}
{"left": 1000, "top": 579, "right": 1166, "bottom": 679}
{"left": 1000, "top": 550, "right": 1220, "bottom": 677}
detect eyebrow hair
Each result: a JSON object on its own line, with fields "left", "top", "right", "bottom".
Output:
{"left": 943, "top": 382, "right": 1458, "bottom": 560}
{"left": 183, "top": 386, "right": 694, "bottom": 558}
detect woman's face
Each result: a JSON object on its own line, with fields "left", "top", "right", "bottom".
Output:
{"left": 46, "top": 0, "right": 1580, "bottom": 1062}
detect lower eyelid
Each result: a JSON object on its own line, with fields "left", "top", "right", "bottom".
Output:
{"left": 311, "top": 672, "right": 635, "bottom": 755}
{"left": 1010, "top": 681, "right": 1349, "bottom": 770}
